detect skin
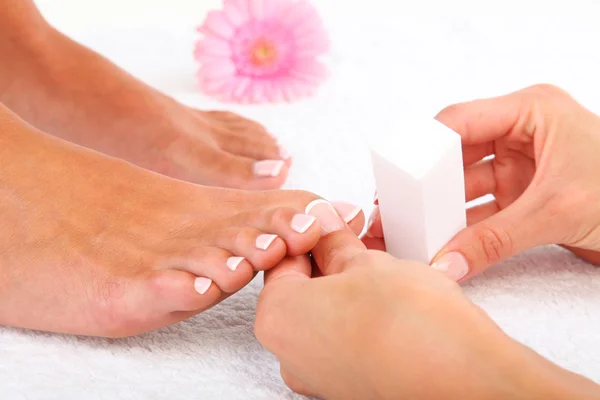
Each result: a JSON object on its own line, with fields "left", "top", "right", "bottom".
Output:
{"left": 0, "top": 0, "right": 292, "bottom": 190}
{"left": 365, "top": 84, "right": 600, "bottom": 280}
{"left": 0, "top": 103, "right": 364, "bottom": 337}
{"left": 256, "top": 208, "right": 600, "bottom": 399}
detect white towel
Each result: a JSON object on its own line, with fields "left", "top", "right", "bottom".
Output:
{"left": 3, "top": 2, "right": 600, "bottom": 398}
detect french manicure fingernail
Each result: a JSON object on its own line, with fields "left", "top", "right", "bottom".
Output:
{"left": 256, "top": 234, "right": 278, "bottom": 250}
{"left": 194, "top": 277, "right": 212, "bottom": 294}
{"left": 291, "top": 214, "right": 316, "bottom": 233}
{"left": 253, "top": 160, "right": 285, "bottom": 177}
{"left": 305, "top": 199, "right": 345, "bottom": 234}
{"left": 431, "top": 252, "right": 469, "bottom": 281}
{"left": 226, "top": 256, "right": 244, "bottom": 271}
{"left": 331, "top": 201, "right": 362, "bottom": 223}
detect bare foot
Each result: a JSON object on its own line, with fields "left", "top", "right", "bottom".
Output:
{"left": 0, "top": 105, "right": 363, "bottom": 337}
{"left": 0, "top": 21, "right": 290, "bottom": 189}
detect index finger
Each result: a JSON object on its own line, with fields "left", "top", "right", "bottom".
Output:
{"left": 306, "top": 200, "right": 367, "bottom": 275}
{"left": 435, "top": 90, "right": 523, "bottom": 146}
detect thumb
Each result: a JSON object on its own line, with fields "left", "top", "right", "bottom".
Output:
{"left": 305, "top": 200, "right": 367, "bottom": 275}
{"left": 431, "top": 196, "right": 548, "bottom": 281}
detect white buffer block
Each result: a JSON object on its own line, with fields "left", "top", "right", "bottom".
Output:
{"left": 370, "top": 118, "right": 466, "bottom": 264}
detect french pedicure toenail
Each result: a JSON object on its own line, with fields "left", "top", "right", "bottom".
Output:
{"left": 226, "top": 256, "right": 245, "bottom": 271}
{"left": 305, "top": 199, "right": 346, "bottom": 234}
{"left": 194, "top": 277, "right": 212, "bottom": 295}
{"left": 253, "top": 160, "right": 285, "bottom": 177}
{"left": 431, "top": 252, "right": 469, "bottom": 281}
{"left": 256, "top": 234, "right": 278, "bottom": 250}
{"left": 291, "top": 214, "right": 317, "bottom": 233}
{"left": 330, "top": 201, "right": 362, "bottom": 223}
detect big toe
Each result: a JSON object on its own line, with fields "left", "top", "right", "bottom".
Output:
{"left": 201, "top": 148, "right": 290, "bottom": 190}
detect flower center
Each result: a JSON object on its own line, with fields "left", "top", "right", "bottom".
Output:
{"left": 251, "top": 39, "right": 278, "bottom": 66}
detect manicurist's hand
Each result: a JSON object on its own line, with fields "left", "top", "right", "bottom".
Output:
{"left": 366, "top": 84, "right": 600, "bottom": 281}
{"left": 255, "top": 201, "right": 600, "bottom": 399}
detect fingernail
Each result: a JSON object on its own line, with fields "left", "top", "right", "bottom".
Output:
{"left": 305, "top": 199, "right": 345, "bottom": 234}
{"left": 331, "top": 201, "right": 361, "bottom": 223}
{"left": 431, "top": 252, "right": 469, "bottom": 281}
{"left": 253, "top": 160, "right": 285, "bottom": 177}
{"left": 291, "top": 214, "right": 316, "bottom": 233}
{"left": 226, "top": 256, "right": 244, "bottom": 271}
{"left": 194, "top": 277, "right": 212, "bottom": 294}
{"left": 278, "top": 144, "right": 291, "bottom": 160}
{"left": 373, "top": 191, "right": 378, "bottom": 205}
{"left": 366, "top": 206, "right": 379, "bottom": 232}
{"left": 256, "top": 234, "right": 278, "bottom": 250}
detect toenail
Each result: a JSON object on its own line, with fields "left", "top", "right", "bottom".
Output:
{"left": 278, "top": 144, "right": 291, "bottom": 160}
{"left": 291, "top": 214, "right": 317, "bottom": 233}
{"left": 226, "top": 256, "right": 245, "bottom": 271}
{"left": 305, "top": 199, "right": 345, "bottom": 235}
{"left": 253, "top": 160, "right": 285, "bottom": 177}
{"left": 194, "top": 277, "right": 212, "bottom": 294}
{"left": 331, "top": 201, "right": 362, "bottom": 223}
{"left": 256, "top": 234, "right": 278, "bottom": 250}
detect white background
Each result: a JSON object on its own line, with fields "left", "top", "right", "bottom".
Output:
{"left": 2, "top": 1, "right": 600, "bottom": 398}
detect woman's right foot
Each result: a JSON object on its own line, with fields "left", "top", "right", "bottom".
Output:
{"left": 0, "top": 104, "right": 363, "bottom": 337}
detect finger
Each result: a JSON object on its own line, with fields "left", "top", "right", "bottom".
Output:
{"left": 361, "top": 236, "right": 386, "bottom": 251}
{"left": 435, "top": 90, "right": 524, "bottom": 146}
{"left": 263, "top": 255, "right": 312, "bottom": 287}
{"left": 462, "top": 143, "right": 495, "bottom": 166}
{"left": 464, "top": 160, "right": 496, "bottom": 202}
{"left": 306, "top": 200, "right": 367, "bottom": 275}
{"left": 432, "top": 194, "right": 549, "bottom": 281}
{"left": 466, "top": 201, "right": 501, "bottom": 225}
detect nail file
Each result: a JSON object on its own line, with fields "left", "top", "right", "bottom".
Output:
{"left": 369, "top": 117, "right": 466, "bottom": 264}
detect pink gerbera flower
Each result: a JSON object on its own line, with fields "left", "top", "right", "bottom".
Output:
{"left": 195, "top": 0, "right": 330, "bottom": 104}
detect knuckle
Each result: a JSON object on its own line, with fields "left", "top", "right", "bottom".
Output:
{"left": 526, "top": 83, "right": 565, "bottom": 97}
{"left": 474, "top": 225, "right": 513, "bottom": 265}
{"left": 268, "top": 207, "right": 293, "bottom": 226}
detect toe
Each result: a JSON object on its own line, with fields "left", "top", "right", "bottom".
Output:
{"left": 148, "top": 269, "right": 222, "bottom": 313}
{"left": 203, "top": 148, "right": 289, "bottom": 190}
{"left": 331, "top": 201, "right": 366, "bottom": 236}
{"left": 165, "top": 247, "right": 255, "bottom": 294}
{"left": 214, "top": 126, "right": 286, "bottom": 162}
{"left": 234, "top": 207, "right": 322, "bottom": 255}
{"left": 212, "top": 227, "right": 287, "bottom": 271}
{"left": 198, "top": 110, "right": 291, "bottom": 164}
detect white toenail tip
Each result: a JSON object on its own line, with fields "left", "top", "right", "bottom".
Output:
{"left": 227, "top": 256, "right": 245, "bottom": 271}
{"left": 256, "top": 234, "right": 278, "bottom": 250}
{"left": 194, "top": 277, "right": 212, "bottom": 295}
{"left": 305, "top": 199, "right": 331, "bottom": 214}
{"left": 271, "top": 161, "right": 284, "bottom": 176}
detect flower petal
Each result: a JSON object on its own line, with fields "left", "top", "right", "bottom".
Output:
{"left": 225, "top": 0, "right": 250, "bottom": 19}
{"left": 199, "top": 11, "right": 236, "bottom": 39}
{"left": 199, "top": 60, "right": 237, "bottom": 80}
{"left": 248, "top": 0, "right": 265, "bottom": 20}
{"left": 223, "top": 0, "right": 249, "bottom": 26}
{"left": 194, "top": 37, "right": 232, "bottom": 61}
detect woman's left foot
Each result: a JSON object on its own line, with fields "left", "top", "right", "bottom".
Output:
{"left": 0, "top": 25, "right": 290, "bottom": 189}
